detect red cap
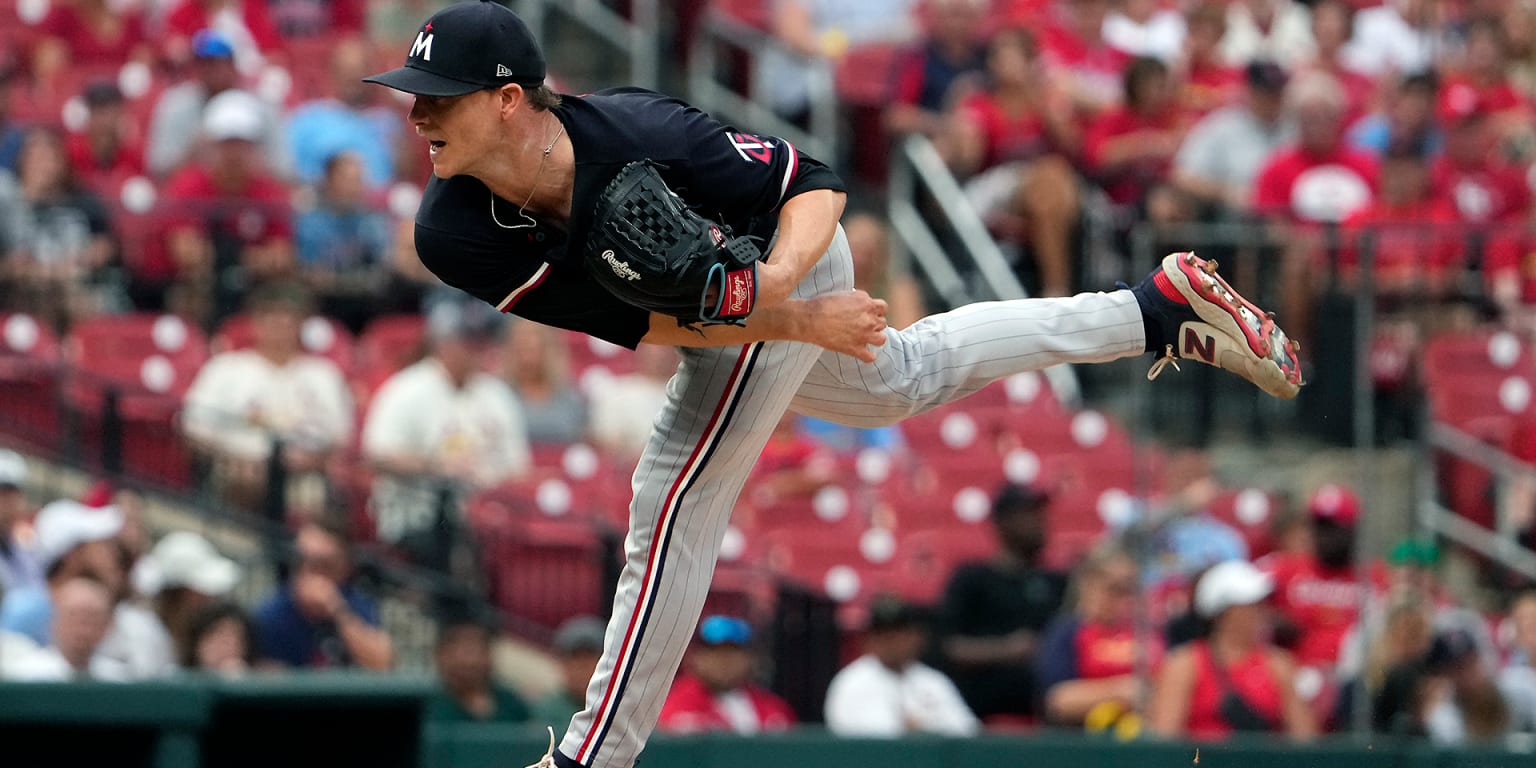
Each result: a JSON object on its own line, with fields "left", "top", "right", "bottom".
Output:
{"left": 80, "top": 479, "right": 115, "bottom": 508}
{"left": 1308, "top": 483, "right": 1360, "bottom": 525}
{"left": 1437, "top": 83, "right": 1484, "bottom": 126}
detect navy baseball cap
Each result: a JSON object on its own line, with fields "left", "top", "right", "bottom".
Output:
{"left": 363, "top": 0, "right": 546, "bottom": 97}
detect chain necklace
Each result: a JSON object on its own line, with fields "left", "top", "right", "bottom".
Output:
{"left": 491, "top": 119, "right": 566, "bottom": 230}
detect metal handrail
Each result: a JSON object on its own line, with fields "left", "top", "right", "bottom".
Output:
{"left": 886, "top": 133, "right": 1082, "bottom": 405}
{"left": 687, "top": 9, "right": 839, "bottom": 167}
{"left": 513, "top": 0, "right": 660, "bottom": 90}
{"left": 1425, "top": 420, "right": 1536, "bottom": 580}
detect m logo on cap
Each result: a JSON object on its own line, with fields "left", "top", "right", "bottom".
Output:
{"left": 410, "top": 30, "right": 434, "bottom": 61}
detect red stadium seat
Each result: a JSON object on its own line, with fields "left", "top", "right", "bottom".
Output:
{"left": 0, "top": 313, "right": 62, "bottom": 451}
{"left": 482, "top": 517, "right": 611, "bottom": 631}
{"left": 355, "top": 314, "right": 427, "bottom": 394}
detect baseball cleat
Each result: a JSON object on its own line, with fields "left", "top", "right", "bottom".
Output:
{"left": 1133, "top": 252, "right": 1303, "bottom": 399}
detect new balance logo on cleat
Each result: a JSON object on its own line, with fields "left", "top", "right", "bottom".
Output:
{"left": 1183, "top": 327, "right": 1216, "bottom": 364}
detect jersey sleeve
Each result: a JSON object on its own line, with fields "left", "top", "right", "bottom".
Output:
{"left": 674, "top": 105, "right": 846, "bottom": 222}
{"left": 415, "top": 223, "right": 651, "bottom": 349}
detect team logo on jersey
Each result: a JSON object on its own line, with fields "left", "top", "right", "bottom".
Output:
{"left": 410, "top": 29, "right": 435, "bottom": 61}
{"left": 728, "top": 133, "right": 774, "bottom": 164}
{"left": 601, "top": 250, "right": 642, "bottom": 282}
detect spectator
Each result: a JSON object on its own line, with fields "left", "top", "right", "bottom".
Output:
{"left": 285, "top": 37, "right": 403, "bottom": 189}
{"left": 1420, "top": 627, "right": 1512, "bottom": 744}
{"left": 1448, "top": 19, "right": 1534, "bottom": 158}
{"left": 1301, "top": 0, "right": 1374, "bottom": 122}
{"left": 532, "top": 615, "right": 607, "bottom": 726}
{"left": 1148, "top": 559, "right": 1317, "bottom": 740}
{"left": 1337, "top": 595, "right": 1434, "bottom": 733}
{"left": 32, "top": 0, "right": 152, "bottom": 79}
{"left": 1036, "top": 545, "right": 1162, "bottom": 728}
{"left": 156, "top": 88, "right": 295, "bottom": 323}
{"left": 1258, "top": 484, "right": 1371, "bottom": 690}
{"left": 589, "top": 343, "right": 679, "bottom": 460}
{"left": 1177, "top": 2, "right": 1241, "bottom": 118}
{"left": 884, "top": 0, "right": 989, "bottom": 139}
{"left": 146, "top": 29, "right": 287, "bottom": 179}
{"left": 1220, "top": 0, "right": 1315, "bottom": 69}
{"left": 757, "top": 0, "right": 921, "bottom": 124}
{"left": 1103, "top": 0, "right": 1186, "bottom": 63}
{"left": 1337, "top": 134, "right": 1462, "bottom": 295}
{"left": 427, "top": 615, "right": 531, "bottom": 723}
{"left": 1342, "top": 0, "right": 1444, "bottom": 79}
{"left": 181, "top": 282, "right": 353, "bottom": 516}
{"left": 1502, "top": 590, "right": 1536, "bottom": 733}
{"left": 747, "top": 412, "right": 837, "bottom": 505}
{"left": 265, "top": 0, "right": 365, "bottom": 39}
{"left": 1084, "top": 56, "right": 1187, "bottom": 218}
{"left": 181, "top": 601, "right": 257, "bottom": 675}
{"left": 1433, "top": 84, "right": 1531, "bottom": 229}
{"left": 0, "top": 577, "right": 125, "bottom": 681}
{"left": 294, "top": 150, "right": 403, "bottom": 331}
{"left": 826, "top": 596, "right": 978, "bottom": 736}
{"left": 1172, "top": 60, "right": 1294, "bottom": 220}
{"left": 0, "top": 450, "right": 40, "bottom": 593}
{"left": 940, "top": 26, "right": 1082, "bottom": 297}
{"left": 1143, "top": 457, "right": 1249, "bottom": 589}
{"left": 657, "top": 615, "right": 797, "bottom": 734}
{"left": 1349, "top": 72, "right": 1441, "bottom": 158}
{"left": 501, "top": 320, "right": 588, "bottom": 446}
{"left": 66, "top": 81, "right": 147, "bottom": 195}
{"left": 135, "top": 531, "right": 241, "bottom": 668}
{"left": 162, "top": 0, "right": 283, "bottom": 73}
{"left": 363, "top": 299, "right": 530, "bottom": 565}
{"left": 936, "top": 483, "right": 1067, "bottom": 720}
{"left": 0, "top": 500, "right": 127, "bottom": 646}
{"left": 1039, "top": 0, "right": 1132, "bottom": 116}
{"left": 0, "top": 125, "right": 118, "bottom": 330}
{"left": 252, "top": 518, "right": 394, "bottom": 670}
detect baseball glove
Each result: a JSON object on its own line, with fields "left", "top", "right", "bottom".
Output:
{"left": 584, "top": 160, "right": 763, "bottom": 328}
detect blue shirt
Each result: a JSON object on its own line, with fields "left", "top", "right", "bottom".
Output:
{"left": 0, "top": 584, "right": 52, "bottom": 645}
{"left": 294, "top": 206, "right": 394, "bottom": 271}
{"left": 252, "top": 585, "right": 381, "bottom": 668}
{"left": 0, "top": 538, "right": 42, "bottom": 594}
{"left": 797, "top": 415, "right": 904, "bottom": 454}
{"left": 285, "top": 101, "right": 400, "bottom": 188}
{"left": 1147, "top": 515, "right": 1248, "bottom": 585}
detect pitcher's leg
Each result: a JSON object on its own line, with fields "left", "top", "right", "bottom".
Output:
{"left": 791, "top": 290, "right": 1145, "bottom": 428}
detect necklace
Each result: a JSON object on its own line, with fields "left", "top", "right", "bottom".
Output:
{"left": 491, "top": 119, "right": 567, "bottom": 230}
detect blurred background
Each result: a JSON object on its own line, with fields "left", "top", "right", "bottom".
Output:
{"left": 1, "top": 0, "right": 1536, "bottom": 766}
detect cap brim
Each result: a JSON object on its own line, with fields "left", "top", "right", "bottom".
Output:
{"left": 362, "top": 66, "right": 484, "bottom": 97}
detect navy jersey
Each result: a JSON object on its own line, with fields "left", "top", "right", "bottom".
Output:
{"left": 414, "top": 88, "right": 846, "bottom": 348}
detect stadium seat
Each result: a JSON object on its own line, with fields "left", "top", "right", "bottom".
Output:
{"left": 0, "top": 313, "right": 62, "bottom": 451}
{"left": 355, "top": 314, "right": 427, "bottom": 395}
{"left": 481, "top": 516, "right": 611, "bottom": 631}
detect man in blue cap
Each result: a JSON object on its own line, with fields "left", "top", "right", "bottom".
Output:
{"left": 146, "top": 29, "right": 289, "bottom": 178}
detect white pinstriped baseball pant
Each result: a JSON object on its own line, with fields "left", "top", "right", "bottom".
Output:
{"left": 554, "top": 227, "right": 1145, "bottom": 768}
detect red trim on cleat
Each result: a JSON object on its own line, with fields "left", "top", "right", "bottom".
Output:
{"left": 1152, "top": 270, "right": 1190, "bottom": 305}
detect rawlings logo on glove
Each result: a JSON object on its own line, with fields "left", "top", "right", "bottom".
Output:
{"left": 583, "top": 161, "right": 762, "bottom": 328}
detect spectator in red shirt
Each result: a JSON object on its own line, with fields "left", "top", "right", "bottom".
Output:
{"left": 1442, "top": 18, "right": 1533, "bottom": 160}
{"left": 657, "top": 615, "right": 797, "bottom": 735}
{"left": 1038, "top": 0, "right": 1132, "bottom": 117}
{"left": 156, "top": 89, "right": 294, "bottom": 323}
{"left": 1149, "top": 559, "right": 1317, "bottom": 741}
{"left": 33, "top": 0, "right": 152, "bottom": 78}
{"left": 940, "top": 26, "right": 1082, "bottom": 296}
{"left": 1259, "top": 483, "right": 1371, "bottom": 683}
{"left": 1434, "top": 84, "right": 1531, "bottom": 228}
{"left": 884, "top": 0, "right": 990, "bottom": 139}
{"left": 1252, "top": 70, "right": 1377, "bottom": 345}
{"left": 162, "top": 0, "right": 283, "bottom": 72}
{"left": 1301, "top": 0, "right": 1374, "bottom": 125}
{"left": 1085, "top": 56, "right": 1187, "bottom": 220}
{"left": 1339, "top": 135, "right": 1462, "bottom": 295}
{"left": 1035, "top": 545, "right": 1163, "bottom": 728}
{"left": 264, "top": 0, "right": 366, "bottom": 40}
{"left": 1178, "top": 2, "right": 1242, "bottom": 119}
{"left": 66, "top": 81, "right": 145, "bottom": 196}
{"left": 747, "top": 412, "right": 837, "bottom": 506}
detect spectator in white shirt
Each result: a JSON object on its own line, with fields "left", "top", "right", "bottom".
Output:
{"left": 1220, "top": 0, "right": 1315, "bottom": 69}
{"left": 1502, "top": 591, "right": 1536, "bottom": 734}
{"left": 1341, "top": 0, "right": 1443, "bottom": 78}
{"left": 363, "top": 300, "right": 530, "bottom": 567}
{"left": 589, "top": 343, "right": 680, "bottom": 460}
{"left": 825, "top": 595, "right": 980, "bottom": 737}
{"left": 2, "top": 577, "right": 126, "bottom": 681}
{"left": 181, "top": 282, "right": 354, "bottom": 516}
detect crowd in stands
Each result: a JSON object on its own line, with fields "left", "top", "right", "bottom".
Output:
{"left": 3, "top": 0, "right": 1536, "bottom": 750}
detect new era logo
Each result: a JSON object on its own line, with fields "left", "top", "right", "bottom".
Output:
{"left": 496, "top": 64, "right": 514, "bottom": 78}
